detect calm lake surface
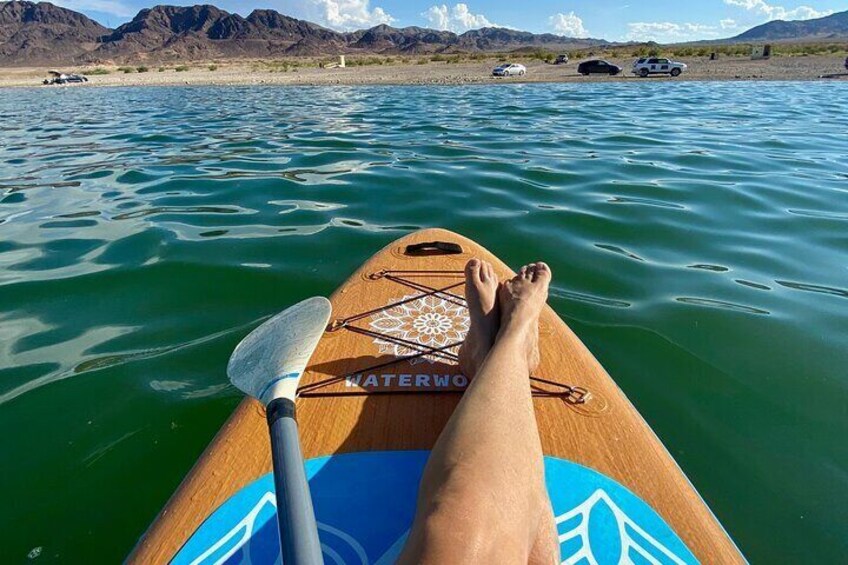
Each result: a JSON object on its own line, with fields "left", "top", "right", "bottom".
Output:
{"left": 1, "top": 83, "right": 846, "bottom": 562}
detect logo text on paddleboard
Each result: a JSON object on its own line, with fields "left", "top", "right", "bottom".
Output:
{"left": 345, "top": 373, "right": 468, "bottom": 389}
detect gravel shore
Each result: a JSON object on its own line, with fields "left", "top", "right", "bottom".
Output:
{"left": 2, "top": 55, "right": 847, "bottom": 88}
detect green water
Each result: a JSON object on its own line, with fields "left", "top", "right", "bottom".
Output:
{"left": 1, "top": 83, "right": 846, "bottom": 562}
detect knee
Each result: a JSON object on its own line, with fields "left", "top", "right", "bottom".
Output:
{"left": 403, "top": 510, "right": 525, "bottom": 564}
{"left": 408, "top": 490, "right": 534, "bottom": 561}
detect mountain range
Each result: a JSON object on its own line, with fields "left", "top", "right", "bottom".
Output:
{"left": 732, "top": 9, "right": 848, "bottom": 41}
{"left": 0, "top": 1, "right": 605, "bottom": 65}
{"left": 1, "top": 1, "right": 847, "bottom": 66}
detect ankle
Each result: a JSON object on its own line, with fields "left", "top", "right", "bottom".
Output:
{"left": 497, "top": 316, "right": 535, "bottom": 341}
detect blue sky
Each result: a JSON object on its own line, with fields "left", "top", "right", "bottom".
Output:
{"left": 55, "top": 0, "right": 845, "bottom": 42}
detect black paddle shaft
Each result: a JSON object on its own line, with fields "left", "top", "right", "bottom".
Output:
{"left": 266, "top": 398, "right": 323, "bottom": 565}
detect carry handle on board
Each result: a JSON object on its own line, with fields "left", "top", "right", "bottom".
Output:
{"left": 405, "top": 241, "right": 463, "bottom": 256}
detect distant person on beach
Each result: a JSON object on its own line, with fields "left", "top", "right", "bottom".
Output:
{"left": 399, "top": 259, "right": 558, "bottom": 564}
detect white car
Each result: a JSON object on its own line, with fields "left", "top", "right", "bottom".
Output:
{"left": 632, "top": 57, "right": 687, "bottom": 77}
{"left": 492, "top": 63, "right": 526, "bottom": 77}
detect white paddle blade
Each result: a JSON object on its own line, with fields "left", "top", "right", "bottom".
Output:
{"left": 227, "top": 296, "right": 331, "bottom": 405}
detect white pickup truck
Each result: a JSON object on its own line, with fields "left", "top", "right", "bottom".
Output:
{"left": 632, "top": 57, "right": 687, "bottom": 77}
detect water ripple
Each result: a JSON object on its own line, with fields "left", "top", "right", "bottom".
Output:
{"left": 0, "top": 82, "right": 846, "bottom": 563}
{"left": 676, "top": 297, "right": 770, "bottom": 315}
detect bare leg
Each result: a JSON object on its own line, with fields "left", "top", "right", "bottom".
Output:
{"left": 399, "top": 261, "right": 559, "bottom": 564}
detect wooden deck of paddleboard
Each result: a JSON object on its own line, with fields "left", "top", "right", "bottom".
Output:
{"left": 128, "top": 228, "right": 743, "bottom": 563}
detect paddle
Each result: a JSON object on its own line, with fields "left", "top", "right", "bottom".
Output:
{"left": 227, "top": 296, "right": 331, "bottom": 565}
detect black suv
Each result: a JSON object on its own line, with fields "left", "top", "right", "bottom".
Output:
{"left": 577, "top": 60, "right": 622, "bottom": 76}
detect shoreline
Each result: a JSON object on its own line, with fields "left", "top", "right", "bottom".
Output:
{"left": 1, "top": 55, "right": 846, "bottom": 88}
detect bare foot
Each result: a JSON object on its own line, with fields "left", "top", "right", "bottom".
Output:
{"left": 458, "top": 259, "right": 499, "bottom": 379}
{"left": 497, "top": 262, "right": 551, "bottom": 372}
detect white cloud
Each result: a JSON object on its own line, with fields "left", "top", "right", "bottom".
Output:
{"left": 53, "top": 0, "right": 136, "bottom": 18}
{"left": 720, "top": 18, "right": 738, "bottom": 29}
{"left": 422, "top": 3, "right": 494, "bottom": 32}
{"left": 626, "top": 22, "right": 721, "bottom": 42}
{"left": 548, "top": 12, "right": 588, "bottom": 37}
{"left": 723, "top": 0, "right": 832, "bottom": 21}
{"left": 314, "top": 0, "right": 394, "bottom": 30}
{"left": 243, "top": 0, "right": 393, "bottom": 31}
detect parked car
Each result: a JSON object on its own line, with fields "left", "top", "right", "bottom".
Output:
{"left": 492, "top": 63, "right": 526, "bottom": 77}
{"left": 577, "top": 60, "right": 622, "bottom": 76}
{"left": 632, "top": 58, "right": 687, "bottom": 77}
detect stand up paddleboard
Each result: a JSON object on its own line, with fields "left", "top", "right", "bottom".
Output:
{"left": 128, "top": 228, "right": 745, "bottom": 564}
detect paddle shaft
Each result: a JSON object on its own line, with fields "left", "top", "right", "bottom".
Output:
{"left": 266, "top": 398, "right": 323, "bottom": 565}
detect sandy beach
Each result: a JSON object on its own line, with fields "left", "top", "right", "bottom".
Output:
{"left": 2, "top": 54, "right": 847, "bottom": 88}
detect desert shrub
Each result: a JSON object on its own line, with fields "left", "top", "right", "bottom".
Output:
{"left": 117, "top": 66, "right": 135, "bottom": 73}
{"left": 797, "top": 43, "right": 848, "bottom": 55}
{"left": 158, "top": 66, "right": 166, "bottom": 72}
{"left": 528, "top": 48, "right": 556, "bottom": 62}
{"left": 136, "top": 66, "right": 149, "bottom": 73}
{"left": 88, "top": 67, "right": 110, "bottom": 75}
{"left": 430, "top": 53, "right": 448, "bottom": 62}
{"left": 263, "top": 59, "right": 307, "bottom": 71}
{"left": 208, "top": 64, "right": 218, "bottom": 71}
{"left": 348, "top": 56, "right": 385, "bottom": 66}
{"left": 417, "top": 58, "right": 429, "bottom": 65}
{"left": 711, "top": 44, "right": 751, "bottom": 57}
{"left": 175, "top": 65, "right": 190, "bottom": 72}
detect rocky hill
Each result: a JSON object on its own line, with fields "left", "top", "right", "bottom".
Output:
{"left": 95, "top": 5, "right": 601, "bottom": 62}
{"left": 3, "top": 1, "right": 847, "bottom": 66}
{"left": 0, "top": 1, "right": 605, "bottom": 65}
{"left": 92, "top": 4, "right": 352, "bottom": 61}
{"left": 0, "top": 0, "right": 108, "bottom": 64}
{"left": 732, "top": 9, "right": 848, "bottom": 41}
{"left": 456, "top": 27, "right": 593, "bottom": 51}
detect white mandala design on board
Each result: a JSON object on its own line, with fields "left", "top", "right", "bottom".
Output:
{"left": 369, "top": 294, "right": 469, "bottom": 364}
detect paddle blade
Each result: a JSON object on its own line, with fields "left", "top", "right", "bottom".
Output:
{"left": 227, "top": 297, "right": 331, "bottom": 405}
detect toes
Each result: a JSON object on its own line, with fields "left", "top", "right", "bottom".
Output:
{"left": 532, "top": 262, "right": 552, "bottom": 284}
{"left": 479, "top": 260, "right": 491, "bottom": 282}
{"left": 465, "top": 258, "right": 481, "bottom": 283}
{"left": 483, "top": 261, "right": 495, "bottom": 283}
{"left": 498, "top": 280, "right": 512, "bottom": 301}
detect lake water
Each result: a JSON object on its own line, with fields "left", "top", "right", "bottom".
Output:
{"left": 0, "top": 83, "right": 846, "bottom": 562}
